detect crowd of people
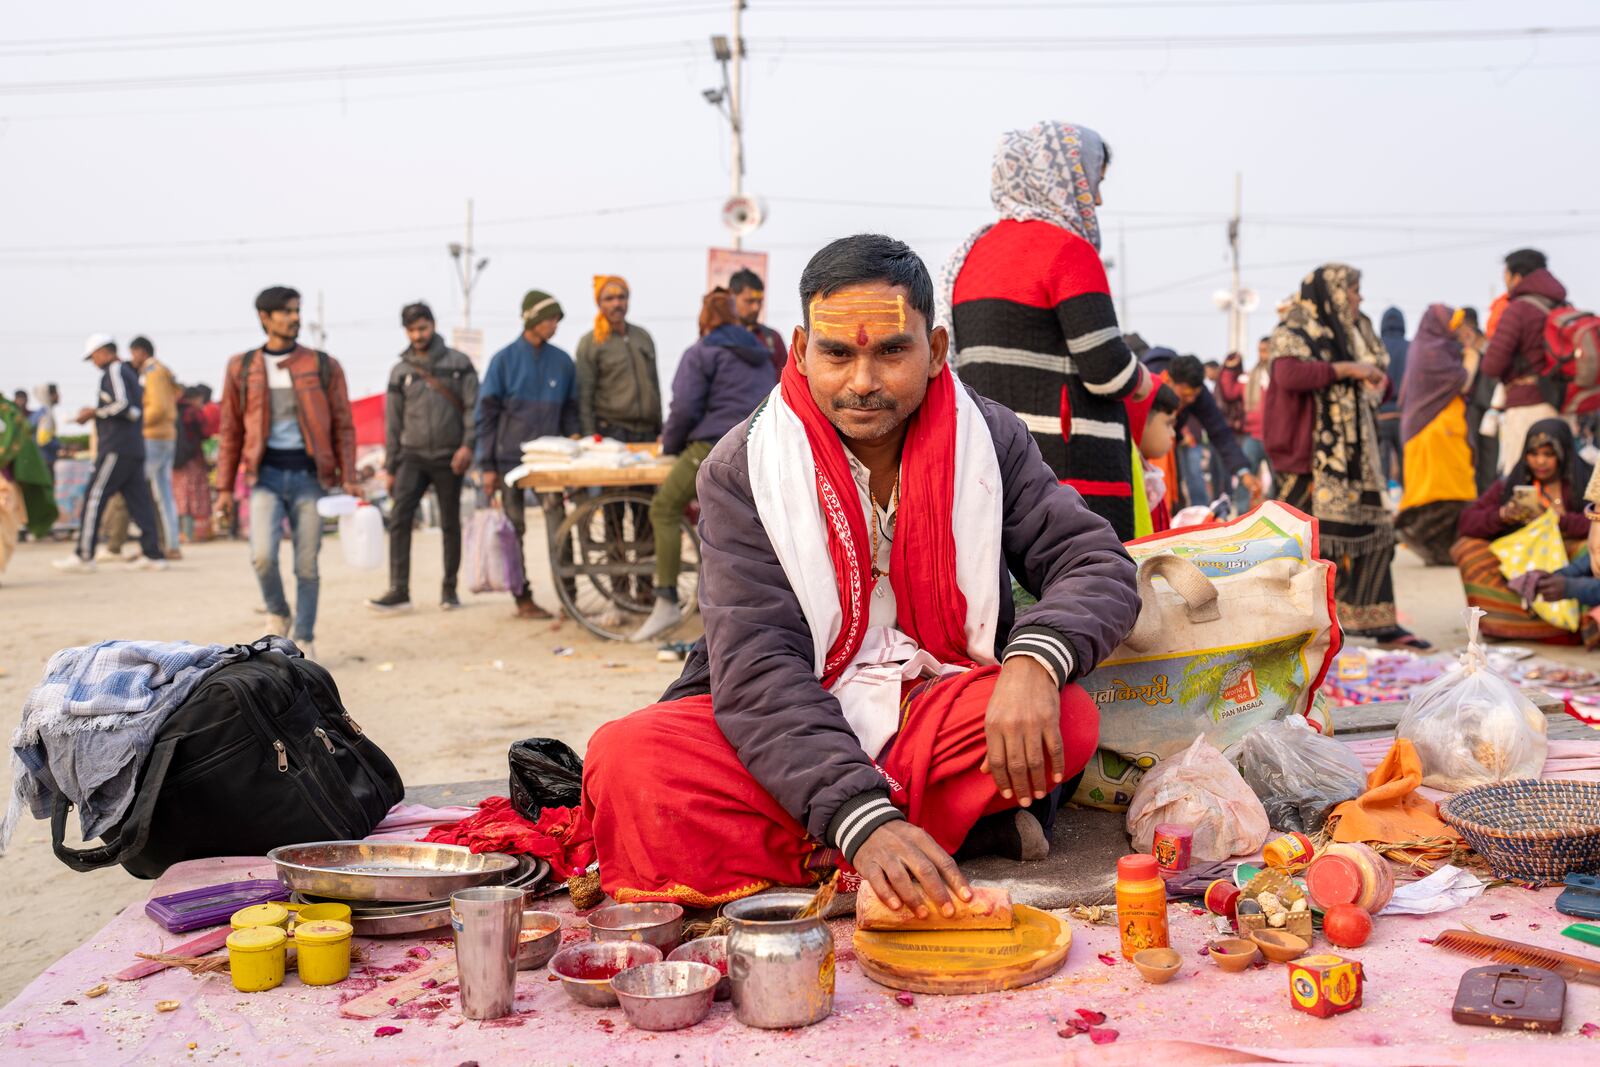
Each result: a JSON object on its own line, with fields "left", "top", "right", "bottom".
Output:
{"left": 4, "top": 118, "right": 1596, "bottom": 661}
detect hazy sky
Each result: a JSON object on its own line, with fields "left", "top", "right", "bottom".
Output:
{"left": 3, "top": 0, "right": 1598, "bottom": 416}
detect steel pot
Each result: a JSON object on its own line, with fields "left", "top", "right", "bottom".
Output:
{"left": 722, "top": 891, "right": 834, "bottom": 1029}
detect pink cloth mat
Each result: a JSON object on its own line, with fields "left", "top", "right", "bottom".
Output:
{"left": 3, "top": 854, "right": 1597, "bottom": 1065}
{"left": 364, "top": 802, "right": 480, "bottom": 841}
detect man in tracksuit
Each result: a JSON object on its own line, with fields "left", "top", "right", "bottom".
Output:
{"left": 476, "top": 289, "right": 579, "bottom": 619}
{"left": 55, "top": 334, "right": 167, "bottom": 573}
{"left": 369, "top": 302, "right": 479, "bottom": 613}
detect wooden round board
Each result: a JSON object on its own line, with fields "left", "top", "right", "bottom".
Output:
{"left": 852, "top": 904, "right": 1072, "bottom": 995}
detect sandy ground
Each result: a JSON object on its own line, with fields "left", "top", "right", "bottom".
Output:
{"left": 0, "top": 528, "right": 1589, "bottom": 1007}
{"left": 0, "top": 520, "right": 696, "bottom": 1006}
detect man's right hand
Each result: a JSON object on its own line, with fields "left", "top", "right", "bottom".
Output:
{"left": 216, "top": 495, "right": 234, "bottom": 521}
{"left": 382, "top": 471, "right": 396, "bottom": 495}
{"left": 850, "top": 821, "right": 972, "bottom": 920}
{"left": 480, "top": 471, "right": 500, "bottom": 497}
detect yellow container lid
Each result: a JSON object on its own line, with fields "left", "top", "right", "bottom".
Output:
{"left": 227, "top": 926, "right": 287, "bottom": 953}
{"left": 294, "top": 902, "right": 352, "bottom": 924}
{"left": 294, "top": 919, "right": 353, "bottom": 944}
{"left": 231, "top": 903, "right": 289, "bottom": 930}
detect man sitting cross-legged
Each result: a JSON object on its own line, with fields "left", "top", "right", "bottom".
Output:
{"left": 581, "top": 234, "right": 1140, "bottom": 917}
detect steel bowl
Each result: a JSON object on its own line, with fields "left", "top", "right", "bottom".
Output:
{"left": 548, "top": 942, "right": 663, "bottom": 1007}
{"left": 518, "top": 910, "right": 564, "bottom": 971}
{"left": 586, "top": 902, "right": 684, "bottom": 952}
{"left": 611, "top": 961, "right": 720, "bottom": 1031}
{"left": 668, "top": 936, "right": 730, "bottom": 1000}
{"left": 268, "top": 841, "right": 518, "bottom": 902}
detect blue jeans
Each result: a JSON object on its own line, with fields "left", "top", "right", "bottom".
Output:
{"left": 1178, "top": 442, "right": 1210, "bottom": 510}
{"left": 144, "top": 437, "right": 179, "bottom": 552}
{"left": 1231, "top": 434, "right": 1269, "bottom": 514}
{"left": 250, "top": 466, "right": 325, "bottom": 642}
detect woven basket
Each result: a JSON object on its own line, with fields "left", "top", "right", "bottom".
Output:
{"left": 1439, "top": 779, "right": 1600, "bottom": 885}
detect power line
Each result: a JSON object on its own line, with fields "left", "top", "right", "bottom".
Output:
{"left": 767, "top": 26, "right": 1600, "bottom": 54}
{"left": 0, "top": 4, "right": 725, "bottom": 58}
{"left": 0, "top": 41, "right": 697, "bottom": 96}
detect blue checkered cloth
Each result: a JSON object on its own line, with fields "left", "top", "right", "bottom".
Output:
{"left": 3, "top": 637, "right": 298, "bottom": 851}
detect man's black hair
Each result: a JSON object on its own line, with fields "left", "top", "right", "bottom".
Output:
{"left": 129, "top": 335, "right": 153, "bottom": 356}
{"left": 401, "top": 302, "right": 434, "bottom": 327}
{"left": 799, "top": 234, "right": 935, "bottom": 334}
{"left": 728, "top": 268, "right": 765, "bottom": 295}
{"left": 12, "top": 389, "right": 27, "bottom": 405}
{"left": 255, "top": 286, "right": 301, "bottom": 315}
{"left": 1259, "top": 335, "right": 1272, "bottom": 344}
{"left": 1102, "top": 142, "right": 1113, "bottom": 169}
{"left": 1505, "top": 248, "right": 1547, "bottom": 277}
{"left": 1167, "top": 354, "right": 1207, "bottom": 388}
{"left": 1460, "top": 306, "right": 1480, "bottom": 328}
{"left": 1203, "top": 359, "right": 1220, "bottom": 370}
{"left": 1150, "top": 383, "right": 1181, "bottom": 416}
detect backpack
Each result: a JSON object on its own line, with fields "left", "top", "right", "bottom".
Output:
{"left": 49, "top": 642, "right": 404, "bottom": 879}
{"left": 174, "top": 404, "right": 206, "bottom": 467}
{"left": 1519, "top": 295, "right": 1600, "bottom": 415}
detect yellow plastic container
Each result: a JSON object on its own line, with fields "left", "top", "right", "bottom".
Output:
{"left": 227, "top": 926, "right": 288, "bottom": 992}
{"left": 293, "top": 902, "right": 353, "bottom": 926}
{"left": 294, "top": 919, "right": 354, "bottom": 986}
{"left": 230, "top": 903, "right": 290, "bottom": 931}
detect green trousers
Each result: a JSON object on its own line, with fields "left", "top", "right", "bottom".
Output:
{"left": 649, "top": 440, "right": 712, "bottom": 592}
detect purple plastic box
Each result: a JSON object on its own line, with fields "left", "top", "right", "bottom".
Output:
{"left": 144, "top": 879, "right": 289, "bottom": 933}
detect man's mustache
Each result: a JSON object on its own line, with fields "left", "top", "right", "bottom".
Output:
{"left": 833, "top": 392, "right": 896, "bottom": 412}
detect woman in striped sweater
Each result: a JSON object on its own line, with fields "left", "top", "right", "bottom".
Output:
{"left": 943, "top": 120, "right": 1152, "bottom": 541}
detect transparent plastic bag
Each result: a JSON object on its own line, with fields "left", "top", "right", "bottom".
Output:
{"left": 1397, "top": 608, "right": 1549, "bottom": 791}
{"left": 1228, "top": 715, "right": 1367, "bottom": 834}
{"left": 1127, "top": 735, "right": 1270, "bottom": 861}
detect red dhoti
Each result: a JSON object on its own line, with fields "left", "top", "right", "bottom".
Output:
{"left": 581, "top": 665, "right": 1100, "bottom": 906}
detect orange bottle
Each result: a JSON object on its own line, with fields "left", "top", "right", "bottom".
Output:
{"left": 1116, "top": 854, "right": 1170, "bottom": 959}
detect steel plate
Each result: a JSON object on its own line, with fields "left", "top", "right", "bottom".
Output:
{"left": 268, "top": 840, "right": 519, "bottom": 902}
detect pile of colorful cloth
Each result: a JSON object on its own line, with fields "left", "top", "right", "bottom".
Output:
{"left": 421, "top": 795, "right": 595, "bottom": 879}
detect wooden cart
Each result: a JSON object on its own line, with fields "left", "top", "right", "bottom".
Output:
{"left": 513, "top": 456, "right": 699, "bottom": 641}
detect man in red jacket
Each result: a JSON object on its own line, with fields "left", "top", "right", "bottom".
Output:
{"left": 1480, "top": 248, "right": 1569, "bottom": 473}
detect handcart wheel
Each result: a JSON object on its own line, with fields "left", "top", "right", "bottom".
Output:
{"left": 550, "top": 490, "right": 699, "bottom": 641}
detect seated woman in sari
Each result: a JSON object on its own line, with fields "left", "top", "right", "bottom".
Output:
{"left": 1452, "top": 418, "right": 1592, "bottom": 642}
{"left": 1394, "top": 305, "right": 1478, "bottom": 565}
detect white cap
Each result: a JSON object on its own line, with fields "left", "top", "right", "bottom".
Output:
{"left": 82, "top": 332, "right": 116, "bottom": 361}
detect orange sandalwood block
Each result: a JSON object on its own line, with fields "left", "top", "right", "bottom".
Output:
{"left": 856, "top": 879, "right": 1014, "bottom": 931}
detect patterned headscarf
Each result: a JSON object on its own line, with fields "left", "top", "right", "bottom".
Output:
{"left": 591, "top": 275, "right": 628, "bottom": 345}
{"left": 1268, "top": 263, "right": 1391, "bottom": 558}
{"left": 938, "top": 120, "right": 1108, "bottom": 329}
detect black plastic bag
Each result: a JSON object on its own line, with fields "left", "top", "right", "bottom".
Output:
{"left": 508, "top": 738, "right": 584, "bottom": 820}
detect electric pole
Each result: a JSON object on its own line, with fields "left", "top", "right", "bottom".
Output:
{"left": 1228, "top": 172, "right": 1242, "bottom": 355}
{"left": 309, "top": 290, "right": 327, "bottom": 349}
{"left": 449, "top": 198, "right": 490, "bottom": 368}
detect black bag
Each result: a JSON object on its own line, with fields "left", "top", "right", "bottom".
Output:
{"left": 507, "top": 738, "right": 583, "bottom": 821}
{"left": 50, "top": 643, "right": 404, "bottom": 879}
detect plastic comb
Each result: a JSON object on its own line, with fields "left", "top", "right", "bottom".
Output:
{"left": 1428, "top": 929, "right": 1600, "bottom": 986}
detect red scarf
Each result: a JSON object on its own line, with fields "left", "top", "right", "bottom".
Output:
{"left": 780, "top": 347, "right": 971, "bottom": 686}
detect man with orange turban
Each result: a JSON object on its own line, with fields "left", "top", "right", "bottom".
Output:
{"left": 575, "top": 275, "right": 661, "bottom": 443}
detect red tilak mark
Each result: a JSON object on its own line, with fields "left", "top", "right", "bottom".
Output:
{"left": 856, "top": 324, "right": 869, "bottom": 346}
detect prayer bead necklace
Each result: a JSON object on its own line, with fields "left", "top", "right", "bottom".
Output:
{"left": 868, "top": 474, "right": 900, "bottom": 581}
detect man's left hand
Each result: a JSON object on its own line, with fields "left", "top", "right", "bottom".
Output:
{"left": 342, "top": 481, "right": 364, "bottom": 499}
{"left": 981, "top": 656, "right": 1064, "bottom": 806}
{"left": 1239, "top": 471, "right": 1263, "bottom": 507}
{"left": 73, "top": 406, "right": 95, "bottom": 424}
{"left": 450, "top": 446, "right": 473, "bottom": 476}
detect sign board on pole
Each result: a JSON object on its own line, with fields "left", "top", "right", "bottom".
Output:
{"left": 451, "top": 326, "right": 484, "bottom": 371}
{"left": 706, "top": 248, "right": 770, "bottom": 313}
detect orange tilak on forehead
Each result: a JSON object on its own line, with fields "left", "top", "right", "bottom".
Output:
{"left": 809, "top": 290, "right": 907, "bottom": 346}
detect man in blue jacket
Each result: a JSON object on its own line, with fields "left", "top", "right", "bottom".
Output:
{"left": 56, "top": 335, "right": 168, "bottom": 573}
{"left": 475, "top": 290, "right": 578, "bottom": 619}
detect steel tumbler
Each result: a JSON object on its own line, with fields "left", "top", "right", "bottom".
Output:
{"left": 451, "top": 886, "right": 522, "bottom": 1019}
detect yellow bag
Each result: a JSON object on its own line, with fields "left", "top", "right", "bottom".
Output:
{"left": 1490, "top": 508, "right": 1580, "bottom": 632}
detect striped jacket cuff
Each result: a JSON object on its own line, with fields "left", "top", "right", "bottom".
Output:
{"left": 1003, "top": 625, "right": 1079, "bottom": 688}
{"left": 827, "top": 790, "right": 905, "bottom": 863}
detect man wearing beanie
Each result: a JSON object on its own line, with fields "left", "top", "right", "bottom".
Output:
{"left": 575, "top": 275, "right": 661, "bottom": 442}
{"left": 475, "top": 289, "right": 578, "bottom": 619}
